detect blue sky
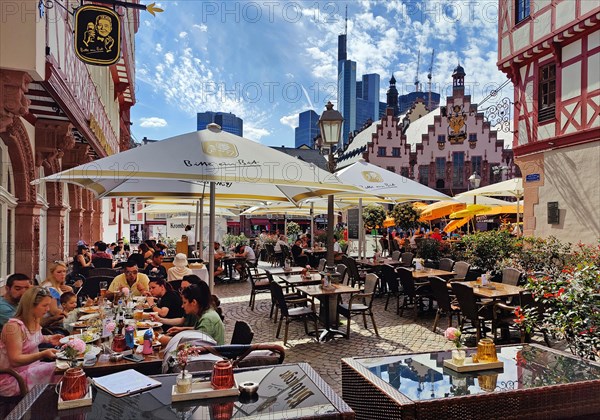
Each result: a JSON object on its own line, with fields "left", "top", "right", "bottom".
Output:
{"left": 131, "top": 0, "right": 512, "bottom": 146}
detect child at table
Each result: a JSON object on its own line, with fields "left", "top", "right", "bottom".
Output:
{"left": 60, "top": 292, "right": 79, "bottom": 333}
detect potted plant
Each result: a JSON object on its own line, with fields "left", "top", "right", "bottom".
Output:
{"left": 285, "top": 221, "right": 301, "bottom": 240}
{"left": 390, "top": 203, "right": 422, "bottom": 232}
{"left": 417, "top": 238, "right": 442, "bottom": 266}
{"left": 362, "top": 204, "right": 386, "bottom": 253}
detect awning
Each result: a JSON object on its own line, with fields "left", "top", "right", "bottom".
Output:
{"left": 248, "top": 218, "right": 271, "bottom": 225}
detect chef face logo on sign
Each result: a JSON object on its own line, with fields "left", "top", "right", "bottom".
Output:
{"left": 75, "top": 5, "right": 121, "bottom": 66}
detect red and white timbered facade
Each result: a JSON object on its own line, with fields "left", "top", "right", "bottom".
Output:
{"left": 498, "top": 0, "right": 600, "bottom": 242}
{"left": 0, "top": 1, "right": 139, "bottom": 280}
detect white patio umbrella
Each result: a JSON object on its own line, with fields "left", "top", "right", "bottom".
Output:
{"left": 137, "top": 203, "right": 238, "bottom": 217}
{"left": 334, "top": 159, "right": 451, "bottom": 258}
{"left": 37, "top": 124, "right": 361, "bottom": 291}
{"left": 457, "top": 178, "right": 524, "bottom": 232}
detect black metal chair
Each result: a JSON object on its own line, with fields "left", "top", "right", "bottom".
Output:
{"left": 380, "top": 264, "right": 402, "bottom": 314}
{"left": 231, "top": 320, "right": 254, "bottom": 345}
{"left": 270, "top": 281, "right": 318, "bottom": 345}
{"left": 429, "top": 276, "right": 461, "bottom": 332}
{"left": 246, "top": 265, "right": 271, "bottom": 311}
{"left": 451, "top": 282, "right": 494, "bottom": 342}
{"left": 337, "top": 273, "right": 379, "bottom": 339}
{"left": 92, "top": 257, "right": 114, "bottom": 268}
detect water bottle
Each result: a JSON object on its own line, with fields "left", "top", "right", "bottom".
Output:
{"left": 142, "top": 329, "right": 153, "bottom": 355}
{"left": 125, "top": 325, "right": 135, "bottom": 349}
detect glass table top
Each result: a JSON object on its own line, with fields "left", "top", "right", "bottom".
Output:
{"left": 355, "top": 345, "right": 600, "bottom": 401}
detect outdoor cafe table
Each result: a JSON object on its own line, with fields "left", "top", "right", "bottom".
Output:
{"left": 8, "top": 363, "right": 355, "bottom": 420}
{"left": 341, "top": 343, "right": 600, "bottom": 420}
{"left": 278, "top": 273, "right": 323, "bottom": 287}
{"left": 411, "top": 268, "right": 455, "bottom": 280}
{"left": 295, "top": 284, "right": 360, "bottom": 341}
{"left": 463, "top": 281, "right": 524, "bottom": 301}
{"left": 264, "top": 266, "right": 305, "bottom": 276}
{"left": 55, "top": 350, "right": 165, "bottom": 377}
{"left": 355, "top": 258, "right": 403, "bottom": 268}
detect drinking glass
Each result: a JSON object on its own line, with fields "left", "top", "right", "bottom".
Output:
{"left": 99, "top": 281, "right": 108, "bottom": 298}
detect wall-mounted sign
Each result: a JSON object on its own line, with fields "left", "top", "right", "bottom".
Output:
{"left": 74, "top": 5, "right": 121, "bottom": 66}
{"left": 548, "top": 202, "right": 560, "bottom": 225}
{"left": 526, "top": 173, "right": 540, "bottom": 182}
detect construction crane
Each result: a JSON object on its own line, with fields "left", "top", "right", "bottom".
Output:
{"left": 427, "top": 49, "right": 435, "bottom": 110}
{"left": 414, "top": 50, "right": 421, "bottom": 92}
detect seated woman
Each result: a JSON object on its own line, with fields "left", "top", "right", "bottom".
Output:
{"left": 291, "top": 239, "right": 309, "bottom": 266}
{"left": 181, "top": 282, "right": 225, "bottom": 345}
{"left": 73, "top": 244, "right": 93, "bottom": 279}
{"left": 146, "top": 277, "right": 184, "bottom": 320}
{"left": 41, "top": 262, "right": 72, "bottom": 324}
{"left": 0, "top": 287, "right": 63, "bottom": 397}
{"left": 167, "top": 253, "right": 193, "bottom": 282}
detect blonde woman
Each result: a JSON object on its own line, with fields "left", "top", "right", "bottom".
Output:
{"left": 41, "top": 261, "right": 73, "bottom": 317}
{"left": 0, "top": 287, "right": 62, "bottom": 396}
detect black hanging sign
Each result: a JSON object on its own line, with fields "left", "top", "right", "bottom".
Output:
{"left": 74, "top": 5, "right": 121, "bottom": 66}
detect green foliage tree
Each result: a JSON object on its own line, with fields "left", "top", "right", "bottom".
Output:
{"left": 461, "top": 230, "right": 518, "bottom": 273}
{"left": 390, "top": 203, "right": 422, "bottom": 231}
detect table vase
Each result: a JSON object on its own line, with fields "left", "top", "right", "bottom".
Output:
{"left": 452, "top": 349, "right": 466, "bottom": 366}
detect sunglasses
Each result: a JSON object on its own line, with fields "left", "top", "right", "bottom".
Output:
{"left": 36, "top": 288, "right": 51, "bottom": 297}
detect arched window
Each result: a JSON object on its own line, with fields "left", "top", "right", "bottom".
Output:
{"left": 0, "top": 138, "right": 17, "bottom": 283}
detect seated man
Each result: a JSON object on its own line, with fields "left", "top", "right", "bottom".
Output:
{"left": 92, "top": 241, "right": 114, "bottom": 268}
{"left": 291, "top": 239, "right": 309, "bottom": 267}
{"left": 107, "top": 260, "right": 150, "bottom": 299}
{"left": 204, "top": 242, "right": 225, "bottom": 278}
{"left": 234, "top": 244, "right": 256, "bottom": 277}
{"left": 0, "top": 273, "right": 32, "bottom": 332}
{"left": 143, "top": 250, "right": 168, "bottom": 279}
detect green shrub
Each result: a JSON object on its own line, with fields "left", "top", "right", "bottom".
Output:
{"left": 461, "top": 230, "right": 518, "bottom": 273}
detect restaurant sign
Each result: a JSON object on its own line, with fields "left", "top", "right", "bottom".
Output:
{"left": 74, "top": 5, "right": 121, "bottom": 66}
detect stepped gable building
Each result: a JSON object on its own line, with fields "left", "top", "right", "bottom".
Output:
{"left": 497, "top": 0, "right": 600, "bottom": 243}
{"left": 337, "top": 67, "right": 517, "bottom": 197}
{"left": 0, "top": 4, "right": 138, "bottom": 280}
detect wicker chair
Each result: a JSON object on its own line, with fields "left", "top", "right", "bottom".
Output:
{"left": 88, "top": 267, "right": 120, "bottom": 278}
{"left": 79, "top": 275, "right": 113, "bottom": 299}
{"left": 501, "top": 267, "right": 523, "bottom": 286}
{"left": 452, "top": 261, "right": 471, "bottom": 281}
{"left": 400, "top": 252, "right": 414, "bottom": 267}
{"left": 0, "top": 368, "right": 27, "bottom": 418}
{"left": 438, "top": 258, "right": 455, "bottom": 272}
{"left": 270, "top": 281, "right": 318, "bottom": 345}
{"left": 451, "top": 282, "right": 494, "bottom": 341}
{"left": 397, "top": 267, "right": 433, "bottom": 318}
{"left": 430, "top": 276, "right": 461, "bottom": 331}
{"left": 391, "top": 251, "right": 401, "bottom": 261}
{"left": 337, "top": 273, "right": 379, "bottom": 339}
{"left": 231, "top": 321, "right": 254, "bottom": 345}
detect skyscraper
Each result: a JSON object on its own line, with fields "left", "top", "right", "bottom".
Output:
{"left": 356, "top": 73, "right": 380, "bottom": 128}
{"left": 295, "top": 110, "right": 320, "bottom": 148}
{"left": 197, "top": 112, "right": 243, "bottom": 136}
{"left": 337, "top": 34, "right": 356, "bottom": 146}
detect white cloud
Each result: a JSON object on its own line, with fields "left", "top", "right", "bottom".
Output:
{"left": 280, "top": 113, "right": 299, "bottom": 130}
{"left": 179, "top": 31, "right": 188, "bottom": 38}
{"left": 156, "top": 43, "right": 162, "bottom": 53}
{"left": 139, "top": 117, "right": 168, "bottom": 128}
{"left": 244, "top": 126, "right": 270, "bottom": 142}
{"left": 164, "top": 52, "right": 174, "bottom": 65}
{"left": 192, "top": 24, "right": 208, "bottom": 32}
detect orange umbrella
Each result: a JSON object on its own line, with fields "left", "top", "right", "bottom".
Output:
{"left": 383, "top": 217, "right": 396, "bottom": 228}
{"left": 420, "top": 201, "right": 466, "bottom": 221}
{"left": 444, "top": 216, "right": 472, "bottom": 233}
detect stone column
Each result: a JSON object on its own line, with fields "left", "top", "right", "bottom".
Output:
{"left": 14, "top": 203, "right": 42, "bottom": 278}
{"left": 68, "top": 184, "right": 85, "bottom": 254}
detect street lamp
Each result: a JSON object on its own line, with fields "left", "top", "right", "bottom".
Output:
{"left": 468, "top": 171, "right": 481, "bottom": 204}
{"left": 318, "top": 101, "right": 344, "bottom": 272}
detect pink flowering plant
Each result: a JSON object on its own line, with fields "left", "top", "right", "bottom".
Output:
{"left": 444, "top": 327, "right": 463, "bottom": 349}
{"left": 121, "top": 287, "right": 130, "bottom": 297}
{"left": 62, "top": 337, "right": 87, "bottom": 367}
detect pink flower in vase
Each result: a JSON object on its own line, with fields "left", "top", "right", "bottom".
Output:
{"left": 121, "top": 287, "right": 130, "bottom": 297}
{"left": 106, "top": 321, "right": 116, "bottom": 334}
{"left": 444, "top": 327, "right": 463, "bottom": 349}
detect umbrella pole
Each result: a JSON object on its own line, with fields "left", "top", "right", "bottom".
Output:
{"left": 209, "top": 183, "right": 216, "bottom": 294}
{"left": 197, "top": 198, "right": 203, "bottom": 256}
{"left": 516, "top": 196, "right": 521, "bottom": 237}
{"left": 310, "top": 203, "right": 315, "bottom": 249}
{"left": 358, "top": 199, "right": 363, "bottom": 259}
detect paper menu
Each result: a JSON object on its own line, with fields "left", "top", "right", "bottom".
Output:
{"left": 92, "top": 369, "right": 161, "bottom": 398}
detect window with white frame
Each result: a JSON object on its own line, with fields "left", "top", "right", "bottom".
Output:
{"left": 0, "top": 138, "right": 17, "bottom": 283}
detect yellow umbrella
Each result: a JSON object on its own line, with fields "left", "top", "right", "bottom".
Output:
{"left": 420, "top": 201, "right": 466, "bottom": 221}
{"left": 383, "top": 217, "right": 396, "bottom": 228}
{"left": 477, "top": 204, "right": 522, "bottom": 216}
{"left": 450, "top": 204, "right": 491, "bottom": 219}
{"left": 412, "top": 202, "right": 428, "bottom": 209}
{"left": 444, "top": 216, "right": 472, "bottom": 233}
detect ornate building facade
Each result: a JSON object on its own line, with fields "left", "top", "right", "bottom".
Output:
{"left": 0, "top": 2, "right": 138, "bottom": 281}
{"left": 497, "top": 0, "right": 600, "bottom": 242}
{"left": 337, "top": 67, "right": 517, "bottom": 197}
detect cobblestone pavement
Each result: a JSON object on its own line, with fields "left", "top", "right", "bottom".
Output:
{"left": 213, "top": 267, "right": 453, "bottom": 395}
